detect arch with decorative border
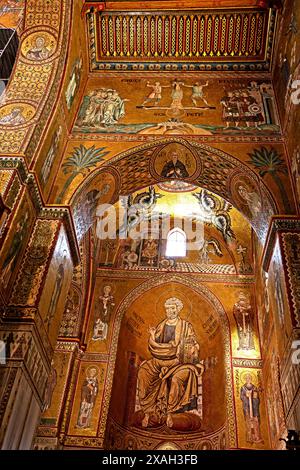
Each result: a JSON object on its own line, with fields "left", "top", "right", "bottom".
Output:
{"left": 69, "top": 137, "right": 278, "bottom": 242}
{"left": 0, "top": 0, "right": 72, "bottom": 159}
{"left": 98, "top": 273, "right": 237, "bottom": 449}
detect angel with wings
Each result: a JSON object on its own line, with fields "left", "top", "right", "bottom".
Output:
{"left": 118, "top": 186, "right": 163, "bottom": 237}
{"left": 193, "top": 189, "right": 235, "bottom": 242}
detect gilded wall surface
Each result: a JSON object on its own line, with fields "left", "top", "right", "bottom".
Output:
{"left": 1, "top": 0, "right": 300, "bottom": 452}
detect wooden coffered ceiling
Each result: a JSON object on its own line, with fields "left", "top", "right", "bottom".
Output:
{"left": 82, "top": 1, "right": 282, "bottom": 72}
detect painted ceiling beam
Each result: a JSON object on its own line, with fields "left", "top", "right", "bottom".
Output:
{"left": 82, "top": 0, "right": 282, "bottom": 15}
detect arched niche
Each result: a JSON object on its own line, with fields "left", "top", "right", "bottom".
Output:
{"left": 69, "top": 138, "right": 278, "bottom": 244}
{"left": 101, "top": 273, "right": 236, "bottom": 450}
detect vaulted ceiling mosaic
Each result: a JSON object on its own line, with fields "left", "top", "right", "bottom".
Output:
{"left": 84, "top": 1, "right": 278, "bottom": 71}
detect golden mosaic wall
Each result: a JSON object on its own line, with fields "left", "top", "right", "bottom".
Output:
{"left": 1, "top": 0, "right": 299, "bottom": 452}
{"left": 273, "top": 0, "right": 300, "bottom": 206}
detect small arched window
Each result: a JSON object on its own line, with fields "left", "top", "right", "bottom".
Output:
{"left": 166, "top": 228, "right": 186, "bottom": 258}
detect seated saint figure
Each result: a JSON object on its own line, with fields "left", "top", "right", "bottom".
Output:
{"left": 137, "top": 297, "right": 204, "bottom": 429}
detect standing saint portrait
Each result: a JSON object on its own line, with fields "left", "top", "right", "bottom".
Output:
{"left": 42, "top": 360, "right": 57, "bottom": 412}
{"left": 0, "top": 210, "right": 30, "bottom": 289}
{"left": 240, "top": 374, "right": 263, "bottom": 443}
{"left": 233, "top": 292, "right": 255, "bottom": 351}
{"left": 273, "top": 262, "right": 286, "bottom": 332}
{"left": 76, "top": 367, "right": 99, "bottom": 429}
{"left": 291, "top": 146, "right": 300, "bottom": 204}
{"left": 41, "top": 126, "right": 62, "bottom": 185}
{"left": 237, "top": 184, "right": 262, "bottom": 219}
{"left": 65, "top": 57, "right": 83, "bottom": 110}
{"left": 136, "top": 297, "right": 204, "bottom": 430}
{"left": 161, "top": 151, "right": 189, "bottom": 179}
{"left": 92, "top": 285, "right": 115, "bottom": 341}
{"left": 45, "top": 249, "right": 68, "bottom": 330}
